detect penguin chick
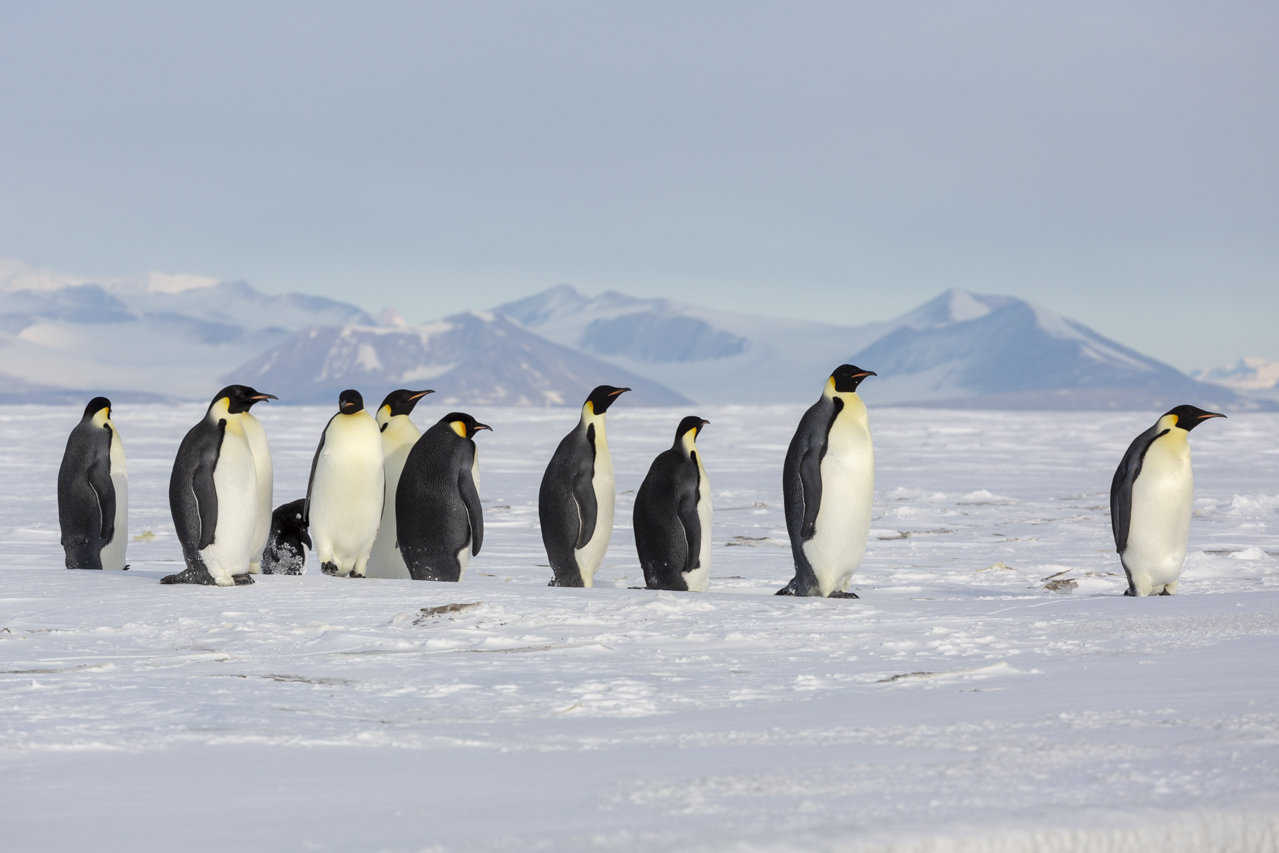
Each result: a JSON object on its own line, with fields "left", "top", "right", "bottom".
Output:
{"left": 634, "top": 416, "right": 712, "bottom": 592}
{"left": 540, "top": 385, "right": 630, "bottom": 587}
{"left": 367, "top": 389, "right": 434, "bottom": 579}
{"left": 305, "top": 389, "right": 385, "bottom": 578}
{"left": 396, "top": 412, "right": 491, "bottom": 582}
{"left": 163, "top": 385, "right": 276, "bottom": 586}
{"left": 58, "top": 396, "right": 128, "bottom": 571}
{"left": 777, "top": 365, "right": 876, "bottom": 598}
{"left": 261, "top": 499, "right": 312, "bottom": 575}
{"left": 1111, "top": 404, "right": 1225, "bottom": 597}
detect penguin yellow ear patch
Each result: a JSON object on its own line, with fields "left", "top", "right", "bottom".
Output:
{"left": 450, "top": 420, "right": 467, "bottom": 437}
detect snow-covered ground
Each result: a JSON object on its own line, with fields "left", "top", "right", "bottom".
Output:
{"left": 3, "top": 403, "right": 1279, "bottom": 852}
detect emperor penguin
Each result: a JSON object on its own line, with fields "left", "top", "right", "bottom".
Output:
{"left": 57, "top": 396, "right": 129, "bottom": 571}
{"left": 777, "top": 364, "right": 877, "bottom": 598}
{"left": 633, "top": 416, "right": 712, "bottom": 592}
{"left": 395, "top": 412, "right": 491, "bottom": 582}
{"left": 241, "top": 391, "right": 275, "bottom": 574}
{"left": 1110, "top": 404, "right": 1225, "bottom": 596}
{"left": 163, "top": 385, "right": 277, "bottom": 586}
{"left": 539, "top": 385, "right": 631, "bottom": 587}
{"left": 366, "top": 389, "right": 434, "bottom": 579}
{"left": 261, "top": 499, "right": 311, "bottom": 575}
{"left": 305, "top": 389, "right": 385, "bottom": 578}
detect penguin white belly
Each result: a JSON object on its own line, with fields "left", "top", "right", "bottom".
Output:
{"left": 574, "top": 440, "right": 614, "bottom": 588}
{"left": 367, "top": 420, "right": 418, "bottom": 579}
{"left": 242, "top": 414, "right": 273, "bottom": 574}
{"left": 199, "top": 431, "right": 258, "bottom": 586}
{"left": 100, "top": 430, "right": 129, "bottom": 572}
{"left": 1123, "top": 438, "right": 1192, "bottom": 595}
{"left": 310, "top": 418, "right": 385, "bottom": 577}
{"left": 802, "top": 414, "right": 874, "bottom": 597}
{"left": 683, "top": 461, "right": 712, "bottom": 593}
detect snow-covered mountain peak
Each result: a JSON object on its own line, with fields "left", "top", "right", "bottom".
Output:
{"left": 1192, "top": 357, "right": 1279, "bottom": 392}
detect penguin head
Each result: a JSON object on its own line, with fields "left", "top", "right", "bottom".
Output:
{"left": 211, "top": 385, "right": 278, "bottom": 415}
{"left": 83, "top": 396, "right": 112, "bottom": 422}
{"left": 338, "top": 389, "right": 364, "bottom": 415}
{"left": 1164, "top": 404, "right": 1226, "bottom": 432}
{"left": 377, "top": 389, "right": 434, "bottom": 426}
{"left": 585, "top": 385, "right": 631, "bottom": 415}
{"left": 442, "top": 412, "right": 493, "bottom": 439}
{"left": 675, "top": 416, "right": 709, "bottom": 452}
{"left": 828, "top": 365, "right": 877, "bottom": 395}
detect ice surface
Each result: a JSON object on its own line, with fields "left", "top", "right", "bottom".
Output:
{"left": 3, "top": 404, "right": 1279, "bottom": 851}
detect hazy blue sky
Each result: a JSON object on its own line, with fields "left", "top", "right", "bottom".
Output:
{"left": 1, "top": 2, "right": 1275, "bottom": 371}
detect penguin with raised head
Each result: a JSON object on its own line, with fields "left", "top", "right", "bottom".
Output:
{"left": 367, "top": 389, "right": 434, "bottom": 579}
{"left": 1111, "top": 404, "right": 1225, "bottom": 596}
{"left": 634, "top": 416, "right": 712, "bottom": 592}
{"left": 242, "top": 392, "right": 275, "bottom": 574}
{"left": 540, "top": 385, "right": 630, "bottom": 587}
{"left": 777, "top": 364, "right": 877, "bottom": 598}
{"left": 305, "top": 389, "right": 385, "bottom": 578}
{"left": 261, "top": 499, "right": 311, "bottom": 575}
{"left": 396, "top": 412, "right": 490, "bottom": 582}
{"left": 163, "top": 385, "right": 276, "bottom": 586}
{"left": 58, "top": 396, "right": 128, "bottom": 571}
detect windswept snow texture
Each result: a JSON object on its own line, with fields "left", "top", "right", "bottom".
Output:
{"left": 229, "top": 311, "right": 691, "bottom": 406}
{"left": 3, "top": 404, "right": 1279, "bottom": 852}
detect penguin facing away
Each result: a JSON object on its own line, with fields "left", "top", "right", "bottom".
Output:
{"left": 58, "top": 396, "right": 129, "bottom": 571}
{"left": 777, "top": 365, "right": 877, "bottom": 598}
{"left": 540, "top": 385, "right": 631, "bottom": 588}
{"left": 305, "top": 389, "right": 386, "bottom": 578}
{"left": 163, "top": 385, "right": 276, "bottom": 586}
{"left": 1111, "top": 404, "right": 1225, "bottom": 597}
{"left": 367, "top": 389, "right": 434, "bottom": 579}
{"left": 261, "top": 499, "right": 312, "bottom": 575}
{"left": 395, "top": 412, "right": 491, "bottom": 582}
{"left": 634, "top": 416, "right": 712, "bottom": 592}
{"left": 242, "top": 393, "right": 275, "bottom": 574}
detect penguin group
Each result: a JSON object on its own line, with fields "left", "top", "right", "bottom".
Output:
{"left": 56, "top": 367, "right": 1227, "bottom": 599}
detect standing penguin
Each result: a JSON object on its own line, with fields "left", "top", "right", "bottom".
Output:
{"left": 261, "top": 499, "right": 311, "bottom": 575}
{"left": 539, "top": 385, "right": 630, "bottom": 587}
{"left": 777, "top": 364, "right": 877, "bottom": 598}
{"left": 305, "top": 389, "right": 385, "bottom": 578}
{"left": 1111, "top": 404, "right": 1225, "bottom": 596}
{"left": 634, "top": 416, "right": 712, "bottom": 592}
{"left": 396, "top": 412, "right": 490, "bottom": 582}
{"left": 57, "top": 396, "right": 129, "bottom": 571}
{"left": 242, "top": 392, "right": 275, "bottom": 575}
{"left": 163, "top": 385, "right": 276, "bottom": 586}
{"left": 366, "top": 389, "right": 434, "bottom": 579}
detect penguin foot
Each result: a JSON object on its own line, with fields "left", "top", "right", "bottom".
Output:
{"left": 122, "top": 564, "right": 131, "bottom": 571}
{"left": 828, "top": 591, "right": 860, "bottom": 599}
{"left": 160, "top": 567, "right": 217, "bottom": 585}
{"left": 1123, "top": 588, "right": 1137, "bottom": 597}
{"left": 232, "top": 574, "right": 255, "bottom": 586}
{"left": 1158, "top": 589, "right": 1173, "bottom": 596}
{"left": 321, "top": 561, "right": 339, "bottom": 576}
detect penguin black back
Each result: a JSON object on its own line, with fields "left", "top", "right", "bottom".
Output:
{"left": 634, "top": 416, "right": 710, "bottom": 591}
{"left": 396, "top": 412, "right": 491, "bottom": 582}
{"left": 57, "top": 397, "right": 118, "bottom": 571}
{"left": 262, "top": 499, "right": 312, "bottom": 575}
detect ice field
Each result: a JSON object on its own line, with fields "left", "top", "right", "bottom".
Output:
{"left": 3, "top": 402, "right": 1279, "bottom": 852}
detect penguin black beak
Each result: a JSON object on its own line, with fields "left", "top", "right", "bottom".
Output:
{"left": 474, "top": 422, "right": 492, "bottom": 432}
{"left": 855, "top": 371, "right": 877, "bottom": 379}
{"left": 410, "top": 390, "right": 434, "bottom": 401}
{"left": 610, "top": 388, "right": 631, "bottom": 396}
{"left": 252, "top": 394, "right": 278, "bottom": 402}
{"left": 1200, "top": 412, "right": 1226, "bottom": 420}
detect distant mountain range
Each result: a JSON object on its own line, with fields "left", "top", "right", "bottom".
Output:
{"left": 1, "top": 257, "right": 1271, "bottom": 410}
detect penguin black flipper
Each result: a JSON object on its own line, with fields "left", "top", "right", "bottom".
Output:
{"left": 1110, "top": 423, "right": 1169, "bottom": 556}
{"left": 678, "top": 456, "right": 703, "bottom": 576}
{"left": 88, "top": 456, "right": 116, "bottom": 545}
{"left": 572, "top": 423, "right": 599, "bottom": 549}
{"left": 778, "top": 400, "right": 836, "bottom": 596}
{"left": 459, "top": 446, "right": 484, "bottom": 556}
{"left": 302, "top": 416, "right": 332, "bottom": 525}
